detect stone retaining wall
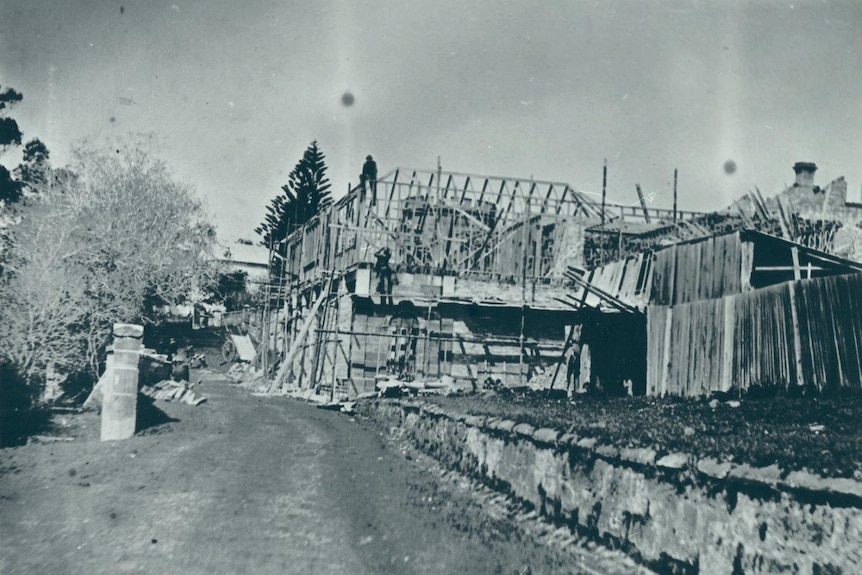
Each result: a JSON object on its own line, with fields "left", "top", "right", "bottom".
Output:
{"left": 360, "top": 399, "right": 861, "bottom": 575}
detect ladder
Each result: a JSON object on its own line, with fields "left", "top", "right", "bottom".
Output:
{"left": 311, "top": 279, "right": 344, "bottom": 399}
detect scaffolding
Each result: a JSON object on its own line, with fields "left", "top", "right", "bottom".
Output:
{"left": 265, "top": 167, "right": 704, "bottom": 398}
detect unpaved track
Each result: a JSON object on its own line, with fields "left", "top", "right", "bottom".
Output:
{"left": 0, "top": 372, "right": 646, "bottom": 575}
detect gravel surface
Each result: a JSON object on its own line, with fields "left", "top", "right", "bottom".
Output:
{"left": 0, "top": 368, "right": 649, "bottom": 575}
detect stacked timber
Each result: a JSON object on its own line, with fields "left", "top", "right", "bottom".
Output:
{"left": 140, "top": 379, "right": 207, "bottom": 406}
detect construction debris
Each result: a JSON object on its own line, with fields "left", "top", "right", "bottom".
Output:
{"left": 83, "top": 348, "right": 173, "bottom": 412}
{"left": 141, "top": 380, "right": 207, "bottom": 406}
{"left": 227, "top": 362, "right": 271, "bottom": 393}
{"left": 375, "top": 376, "right": 460, "bottom": 397}
{"left": 30, "top": 435, "right": 75, "bottom": 443}
{"left": 317, "top": 401, "right": 356, "bottom": 415}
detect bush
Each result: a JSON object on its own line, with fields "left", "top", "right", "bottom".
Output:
{"left": 0, "top": 362, "right": 49, "bottom": 447}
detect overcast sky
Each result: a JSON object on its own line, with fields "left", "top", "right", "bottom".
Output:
{"left": 2, "top": 0, "right": 861, "bottom": 241}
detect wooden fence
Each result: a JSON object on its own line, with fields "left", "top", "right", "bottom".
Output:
{"left": 650, "top": 231, "right": 753, "bottom": 307}
{"left": 647, "top": 272, "right": 862, "bottom": 396}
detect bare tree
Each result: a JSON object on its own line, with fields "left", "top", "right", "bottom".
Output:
{"left": 0, "top": 135, "right": 217, "bottom": 393}
{"left": 0, "top": 211, "right": 88, "bottom": 383}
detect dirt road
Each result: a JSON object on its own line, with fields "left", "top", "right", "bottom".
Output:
{"left": 0, "top": 371, "right": 648, "bottom": 575}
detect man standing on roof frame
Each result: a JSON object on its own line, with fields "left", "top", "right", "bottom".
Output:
{"left": 362, "top": 154, "right": 378, "bottom": 204}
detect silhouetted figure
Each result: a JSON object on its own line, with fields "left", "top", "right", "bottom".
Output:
{"left": 165, "top": 337, "right": 179, "bottom": 362}
{"left": 374, "top": 246, "right": 393, "bottom": 305}
{"left": 362, "top": 154, "right": 378, "bottom": 203}
{"left": 566, "top": 342, "right": 581, "bottom": 393}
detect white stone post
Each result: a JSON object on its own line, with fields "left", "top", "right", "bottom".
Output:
{"left": 101, "top": 323, "right": 143, "bottom": 441}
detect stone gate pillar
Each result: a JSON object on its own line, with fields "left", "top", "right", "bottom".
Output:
{"left": 101, "top": 323, "right": 143, "bottom": 441}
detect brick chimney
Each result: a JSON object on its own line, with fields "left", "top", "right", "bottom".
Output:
{"left": 793, "top": 162, "right": 817, "bottom": 187}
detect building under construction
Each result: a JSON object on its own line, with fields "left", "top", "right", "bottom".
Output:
{"left": 248, "top": 160, "right": 862, "bottom": 400}
{"left": 265, "top": 166, "right": 709, "bottom": 398}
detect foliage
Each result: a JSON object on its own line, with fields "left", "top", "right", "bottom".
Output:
{"left": 255, "top": 140, "right": 332, "bottom": 249}
{"left": 0, "top": 86, "right": 24, "bottom": 114}
{"left": 0, "top": 85, "right": 53, "bottom": 206}
{"left": 0, "top": 85, "right": 25, "bottom": 204}
{"left": 0, "top": 87, "right": 22, "bottom": 154}
{"left": 0, "top": 135, "right": 217, "bottom": 394}
{"left": 15, "top": 139, "right": 51, "bottom": 189}
{"left": 0, "top": 362, "right": 50, "bottom": 447}
{"left": 210, "top": 269, "right": 253, "bottom": 311}
{"left": 0, "top": 117, "right": 22, "bottom": 149}
{"left": 0, "top": 163, "right": 22, "bottom": 204}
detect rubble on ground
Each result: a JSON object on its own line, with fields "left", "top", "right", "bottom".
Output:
{"left": 317, "top": 401, "right": 356, "bottom": 415}
{"left": 141, "top": 379, "right": 207, "bottom": 406}
{"left": 226, "top": 362, "right": 270, "bottom": 393}
{"left": 374, "top": 375, "right": 460, "bottom": 398}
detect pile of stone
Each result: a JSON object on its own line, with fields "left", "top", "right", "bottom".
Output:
{"left": 83, "top": 348, "right": 172, "bottom": 412}
{"left": 315, "top": 399, "right": 356, "bottom": 415}
{"left": 226, "top": 362, "right": 270, "bottom": 393}
{"left": 140, "top": 379, "right": 207, "bottom": 406}
{"left": 373, "top": 375, "right": 460, "bottom": 398}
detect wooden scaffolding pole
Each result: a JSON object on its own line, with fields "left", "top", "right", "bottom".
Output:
{"left": 636, "top": 184, "right": 651, "bottom": 223}
{"left": 673, "top": 169, "right": 678, "bottom": 224}
{"left": 519, "top": 199, "right": 529, "bottom": 386}
{"left": 601, "top": 159, "right": 607, "bottom": 266}
{"left": 270, "top": 277, "right": 333, "bottom": 391}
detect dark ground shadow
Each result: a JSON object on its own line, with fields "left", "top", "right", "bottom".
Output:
{"left": 0, "top": 406, "right": 53, "bottom": 448}
{"left": 136, "top": 394, "right": 179, "bottom": 434}
{"left": 0, "top": 364, "right": 53, "bottom": 447}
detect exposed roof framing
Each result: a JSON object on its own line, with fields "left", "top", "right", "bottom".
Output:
{"left": 279, "top": 166, "right": 713, "bottom": 293}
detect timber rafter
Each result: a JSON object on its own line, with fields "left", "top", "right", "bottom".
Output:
{"left": 280, "top": 167, "right": 702, "bottom": 292}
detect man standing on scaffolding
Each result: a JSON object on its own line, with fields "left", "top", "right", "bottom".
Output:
{"left": 362, "top": 154, "right": 378, "bottom": 204}
{"left": 374, "top": 246, "right": 393, "bottom": 305}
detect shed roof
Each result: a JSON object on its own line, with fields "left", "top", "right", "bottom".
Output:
{"left": 217, "top": 243, "right": 270, "bottom": 267}
{"left": 568, "top": 229, "right": 862, "bottom": 311}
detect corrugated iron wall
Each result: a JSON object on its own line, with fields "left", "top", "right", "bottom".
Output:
{"left": 647, "top": 272, "right": 862, "bottom": 396}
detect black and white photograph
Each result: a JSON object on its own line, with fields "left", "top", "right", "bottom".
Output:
{"left": 1, "top": 1, "right": 861, "bottom": 573}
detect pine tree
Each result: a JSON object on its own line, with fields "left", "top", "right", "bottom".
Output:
{"left": 255, "top": 140, "right": 332, "bottom": 248}
{"left": 0, "top": 85, "right": 25, "bottom": 204}
{"left": 0, "top": 87, "right": 53, "bottom": 205}
{"left": 15, "top": 139, "right": 51, "bottom": 190}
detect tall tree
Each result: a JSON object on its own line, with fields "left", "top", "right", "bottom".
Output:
{"left": 0, "top": 87, "right": 53, "bottom": 205}
{"left": 0, "top": 164, "right": 22, "bottom": 204}
{"left": 0, "top": 135, "right": 216, "bottom": 388}
{"left": 255, "top": 140, "right": 332, "bottom": 248}
{"left": 15, "top": 139, "right": 51, "bottom": 190}
{"left": 0, "top": 85, "right": 24, "bottom": 151}
{"left": 0, "top": 85, "right": 25, "bottom": 204}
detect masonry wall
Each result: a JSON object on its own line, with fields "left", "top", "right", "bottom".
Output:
{"left": 771, "top": 178, "right": 862, "bottom": 223}
{"left": 768, "top": 178, "right": 862, "bottom": 261}
{"left": 362, "top": 400, "right": 862, "bottom": 575}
